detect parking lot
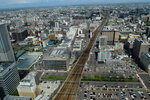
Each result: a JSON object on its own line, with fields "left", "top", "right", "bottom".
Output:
{"left": 84, "top": 41, "right": 144, "bottom": 78}
{"left": 77, "top": 81, "right": 150, "bottom": 100}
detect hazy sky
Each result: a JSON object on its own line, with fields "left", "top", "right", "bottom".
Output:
{"left": 0, "top": 0, "right": 150, "bottom": 8}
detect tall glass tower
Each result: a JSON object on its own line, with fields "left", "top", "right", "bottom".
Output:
{"left": 0, "top": 24, "right": 20, "bottom": 98}
{"left": 0, "top": 24, "right": 15, "bottom": 62}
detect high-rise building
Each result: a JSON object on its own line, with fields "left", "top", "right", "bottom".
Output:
{"left": 0, "top": 24, "right": 15, "bottom": 62}
{"left": 99, "top": 35, "right": 107, "bottom": 48}
{"left": 132, "top": 38, "right": 150, "bottom": 60}
{"left": 12, "top": 29, "right": 29, "bottom": 42}
{"left": 55, "top": 22, "right": 59, "bottom": 28}
{"left": 0, "top": 62, "right": 20, "bottom": 95}
{"left": 0, "top": 24, "right": 20, "bottom": 98}
{"left": 140, "top": 52, "right": 150, "bottom": 73}
{"left": 146, "top": 27, "right": 150, "bottom": 38}
{"left": 102, "top": 31, "right": 120, "bottom": 45}
{"left": 0, "top": 87, "right": 5, "bottom": 99}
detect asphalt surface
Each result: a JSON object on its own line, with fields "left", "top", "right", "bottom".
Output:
{"left": 77, "top": 81, "right": 150, "bottom": 100}
{"left": 138, "top": 74, "right": 150, "bottom": 89}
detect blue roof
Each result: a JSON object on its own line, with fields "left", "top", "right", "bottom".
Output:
{"left": 48, "top": 41, "right": 55, "bottom": 45}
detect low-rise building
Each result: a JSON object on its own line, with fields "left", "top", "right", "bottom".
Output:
{"left": 3, "top": 95, "right": 32, "bottom": 100}
{"left": 17, "top": 72, "right": 40, "bottom": 99}
{"left": 98, "top": 51, "right": 111, "bottom": 63}
{"left": 73, "top": 38, "right": 83, "bottom": 52}
{"left": 16, "top": 52, "right": 42, "bottom": 70}
{"left": 35, "top": 81, "right": 60, "bottom": 100}
{"left": 43, "top": 47, "right": 70, "bottom": 71}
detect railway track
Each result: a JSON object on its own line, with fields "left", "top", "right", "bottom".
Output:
{"left": 53, "top": 15, "right": 109, "bottom": 100}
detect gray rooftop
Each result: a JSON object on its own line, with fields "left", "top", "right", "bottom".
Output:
{"left": 0, "top": 62, "right": 14, "bottom": 73}
{"left": 3, "top": 95, "right": 31, "bottom": 100}
{"left": 16, "top": 52, "right": 42, "bottom": 70}
{"left": 43, "top": 47, "right": 70, "bottom": 60}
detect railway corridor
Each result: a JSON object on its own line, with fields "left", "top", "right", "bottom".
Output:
{"left": 53, "top": 15, "right": 109, "bottom": 100}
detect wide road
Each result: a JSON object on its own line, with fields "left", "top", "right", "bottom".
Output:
{"left": 53, "top": 14, "right": 109, "bottom": 100}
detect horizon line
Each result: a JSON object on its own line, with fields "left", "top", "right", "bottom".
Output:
{"left": 0, "top": 1, "right": 150, "bottom": 10}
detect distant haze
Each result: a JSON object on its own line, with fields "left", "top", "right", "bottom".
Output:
{"left": 0, "top": 0, "right": 150, "bottom": 9}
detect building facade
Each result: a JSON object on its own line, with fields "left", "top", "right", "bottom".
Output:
{"left": 0, "top": 24, "right": 20, "bottom": 98}
{"left": 0, "top": 87, "right": 5, "bottom": 99}
{"left": 98, "top": 51, "right": 111, "bottom": 63}
{"left": 0, "top": 24, "right": 15, "bottom": 62}
{"left": 0, "top": 62, "right": 20, "bottom": 95}
{"left": 102, "top": 31, "right": 120, "bottom": 45}
{"left": 43, "top": 47, "right": 70, "bottom": 71}
{"left": 132, "top": 38, "right": 150, "bottom": 59}
{"left": 12, "top": 29, "right": 29, "bottom": 42}
{"left": 17, "top": 72, "right": 39, "bottom": 99}
{"left": 3, "top": 95, "right": 32, "bottom": 100}
{"left": 140, "top": 52, "right": 150, "bottom": 73}
{"left": 99, "top": 35, "right": 107, "bottom": 48}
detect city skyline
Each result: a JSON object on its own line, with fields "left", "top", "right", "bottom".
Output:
{"left": 0, "top": 1, "right": 150, "bottom": 100}
{"left": 0, "top": 0, "right": 150, "bottom": 9}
